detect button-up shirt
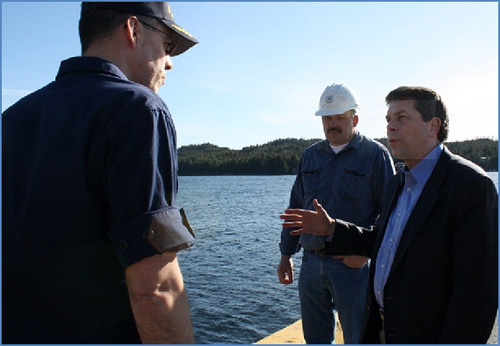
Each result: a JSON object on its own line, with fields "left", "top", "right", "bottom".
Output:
{"left": 374, "top": 144, "right": 443, "bottom": 308}
{"left": 2, "top": 56, "right": 193, "bottom": 343}
{"left": 280, "top": 133, "right": 395, "bottom": 255}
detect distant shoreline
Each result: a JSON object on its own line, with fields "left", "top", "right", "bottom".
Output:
{"left": 178, "top": 138, "right": 498, "bottom": 176}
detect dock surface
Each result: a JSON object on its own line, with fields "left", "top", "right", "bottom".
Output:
{"left": 255, "top": 313, "right": 498, "bottom": 344}
{"left": 255, "top": 314, "right": 343, "bottom": 344}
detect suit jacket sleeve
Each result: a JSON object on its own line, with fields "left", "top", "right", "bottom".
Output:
{"left": 323, "top": 171, "right": 401, "bottom": 257}
{"left": 324, "top": 219, "right": 378, "bottom": 257}
{"left": 438, "top": 172, "right": 498, "bottom": 343}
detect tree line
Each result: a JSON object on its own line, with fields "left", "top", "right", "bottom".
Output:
{"left": 178, "top": 138, "right": 498, "bottom": 176}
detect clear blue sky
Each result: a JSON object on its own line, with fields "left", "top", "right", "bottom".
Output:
{"left": 2, "top": 1, "right": 498, "bottom": 149}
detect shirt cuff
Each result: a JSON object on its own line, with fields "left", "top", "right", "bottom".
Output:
{"left": 108, "top": 206, "right": 195, "bottom": 267}
{"left": 325, "top": 218, "right": 337, "bottom": 242}
{"left": 279, "top": 242, "right": 301, "bottom": 256}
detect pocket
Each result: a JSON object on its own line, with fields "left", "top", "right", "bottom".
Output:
{"left": 302, "top": 169, "right": 321, "bottom": 196}
{"left": 341, "top": 255, "right": 369, "bottom": 269}
{"left": 340, "top": 169, "right": 367, "bottom": 202}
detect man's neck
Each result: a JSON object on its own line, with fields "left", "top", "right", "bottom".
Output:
{"left": 404, "top": 141, "right": 442, "bottom": 170}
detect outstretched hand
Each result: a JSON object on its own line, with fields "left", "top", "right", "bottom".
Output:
{"left": 280, "top": 199, "right": 336, "bottom": 236}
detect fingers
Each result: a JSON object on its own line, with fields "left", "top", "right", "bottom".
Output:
{"left": 277, "top": 260, "right": 294, "bottom": 284}
{"left": 289, "top": 228, "right": 303, "bottom": 236}
{"left": 342, "top": 256, "right": 369, "bottom": 269}
{"left": 279, "top": 210, "right": 306, "bottom": 220}
{"left": 278, "top": 271, "right": 293, "bottom": 284}
{"left": 313, "top": 199, "right": 327, "bottom": 217}
{"left": 313, "top": 199, "right": 321, "bottom": 210}
{"left": 280, "top": 211, "right": 305, "bottom": 229}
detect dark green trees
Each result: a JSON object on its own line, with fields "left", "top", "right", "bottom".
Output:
{"left": 178, "top": 138, "right": 498, "bottom": 175}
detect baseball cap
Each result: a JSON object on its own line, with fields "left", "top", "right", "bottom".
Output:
{"left": 81, "top": 2, "right": 198, "bottom": 56}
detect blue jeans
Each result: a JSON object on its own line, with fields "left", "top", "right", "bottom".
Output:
{"left": 298, "top": 251, "right": 369, "bottom": 344}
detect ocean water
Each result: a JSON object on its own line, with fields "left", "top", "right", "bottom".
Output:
{"left": 177, "top": 175, "right": 299, "bottom": 344}
{"left": 177, "top": 173, "right": 498, "bottom": 344}
{"left": 489, "top": 172, "right": 498, "bottom": 190}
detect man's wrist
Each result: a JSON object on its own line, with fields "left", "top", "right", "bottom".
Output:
{"left": 325, "top": 218, "right": 337, "bottom": 241}
{"left": 279, "top": 242, "right": 297, "bottom": 256}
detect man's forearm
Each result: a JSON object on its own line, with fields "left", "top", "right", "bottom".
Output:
{"left": 129, "top": 286, "right": 194, "bottom": 344}
{"left": 126, "top": 253, "right": 195, "bottom": 344}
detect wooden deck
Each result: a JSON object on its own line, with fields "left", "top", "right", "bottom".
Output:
{"left": 255, "top": 314, "right": 344, "bottom": 344}
{"left": 255, "top": 312, "right": 499, "bottom": 344}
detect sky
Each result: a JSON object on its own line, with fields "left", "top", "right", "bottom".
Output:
{"left": 2, "top": 1, "right": 498, "bottom": 150}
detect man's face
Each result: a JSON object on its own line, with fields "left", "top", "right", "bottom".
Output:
{"left": 133, "top": 20, "right": 176, "bottom": 93}
{"left": 321, "top": 111, "right": 358, "bottom": 146}
{"left": 386, "top": 99, "right": 440, "bottom": 168}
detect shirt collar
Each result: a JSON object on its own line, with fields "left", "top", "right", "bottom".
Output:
{"left": 322, "top": 131, "right": 361, "bottom": 154}
{"left": 56, "top": 56, "right": 129, "bottom": 81}
{"left": 404, "top": 143, "right": 443, "bottom": 186}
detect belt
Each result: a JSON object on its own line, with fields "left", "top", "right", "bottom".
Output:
{"left": 307, "top": 249, "right": 326, "bottom": 256}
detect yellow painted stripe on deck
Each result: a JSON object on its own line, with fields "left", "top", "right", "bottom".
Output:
{"left": 255, "top": 315, "right": 344, "bottom": 344}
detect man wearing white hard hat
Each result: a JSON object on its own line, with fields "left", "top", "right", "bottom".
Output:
{"left": 278, "top": 84, "right": 395, "bottom": 343}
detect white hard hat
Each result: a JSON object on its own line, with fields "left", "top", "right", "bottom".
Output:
{"left": 315, "top": 83, "right": 360, "bottom": 116}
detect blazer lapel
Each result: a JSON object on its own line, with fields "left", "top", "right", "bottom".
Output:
{"left": 388, "top": 148, "right": 452, "bottom": 275}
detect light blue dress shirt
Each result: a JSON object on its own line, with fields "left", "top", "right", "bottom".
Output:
{"left": 374, "top": 144, "right": 443, "bottom": 309}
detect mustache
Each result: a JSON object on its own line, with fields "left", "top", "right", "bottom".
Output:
{"left": 327, "top": 127, "right": 342, "bottom": 133}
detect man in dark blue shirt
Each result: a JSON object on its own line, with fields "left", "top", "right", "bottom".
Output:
{"left": 3, "top": 3, "right": 198, "bottom": 343}
{"left": 277, "top": 83, "right": 395, "bottom": 344}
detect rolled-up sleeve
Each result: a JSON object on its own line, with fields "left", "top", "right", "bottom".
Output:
{"left": 88, "top": 97, "right": 195, "bottom": 268}
{"left": 109, "top": 206, "right": 195, "bottom": 267}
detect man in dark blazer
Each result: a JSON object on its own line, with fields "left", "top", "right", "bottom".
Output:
{"left": 282, "top": 86, "right": 498, "bottom": 344}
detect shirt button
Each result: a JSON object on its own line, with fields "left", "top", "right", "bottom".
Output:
{"left": 119, "top": 239, "right": 128, "bottom": 251}
{"left": 381, "top": 264, "right": 385, "bottom": 269}
{"left": 142, "top": 229, "right": 154, "bottom": 240}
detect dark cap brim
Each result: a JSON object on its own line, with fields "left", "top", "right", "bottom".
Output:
{"left": 158, "top": 18, "right": 198, "bottom": 57}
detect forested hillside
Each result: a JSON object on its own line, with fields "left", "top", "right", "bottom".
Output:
{"left": 178, "top": 138, "right": 498, "bottom": 175}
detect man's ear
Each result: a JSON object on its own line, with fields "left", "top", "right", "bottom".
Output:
{"left": 429, "top": 117, "right": 441, "bottom": 138}
{"left": 123, "top": 16, "right": 140, "bottom": 48}
{"left": 353, "top": 115, "right": 359, "bottom": 127}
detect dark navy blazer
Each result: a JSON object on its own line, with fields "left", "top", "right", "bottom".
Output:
{"left": 327, "top": 147, "right": 498, "bottom": 343}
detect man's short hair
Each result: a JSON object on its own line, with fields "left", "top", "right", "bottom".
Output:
{"left": 79, "top": 9, "right": 132, "bottom": 54}
{"left": 79, "top": 9, "right": 167, "bottom": 55}
{"left": 385, "top": 86, "right": 449, "bottom": 142}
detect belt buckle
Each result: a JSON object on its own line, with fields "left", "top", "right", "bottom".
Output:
{"left": 313, "top": 249, "right": 326, "bottom": 256}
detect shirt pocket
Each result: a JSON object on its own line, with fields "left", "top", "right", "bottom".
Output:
{"left": 340, "top": 168, "right": 367, "bottom": 202}
{"left": 302, "top": 169, "right": 321, "bottom": 196}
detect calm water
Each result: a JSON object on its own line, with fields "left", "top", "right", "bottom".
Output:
{"left": 177, "top": 173, "right": 498, "bottom": 344}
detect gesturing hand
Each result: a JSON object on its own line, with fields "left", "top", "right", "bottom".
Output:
{"left": 280, "top": 199, "right": 336, "bottom": 236}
